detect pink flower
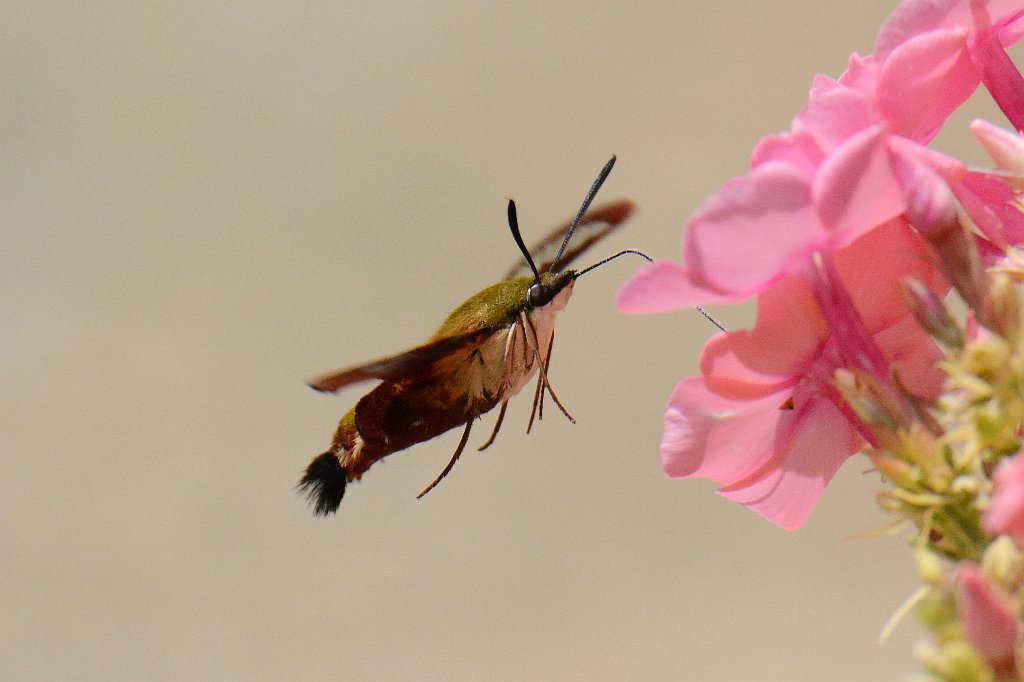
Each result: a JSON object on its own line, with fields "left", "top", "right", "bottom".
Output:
{"left": 617, "top": 0, "right": 1024, "bottom": 531}
{"left": 617, "top": 125, "right": 906, "bottom": 311}
{"left": 984, "top": 450, "right": 1024, "bottom": 545}
{"left": 619, "top": 3, "right": 1024, "bottom": 316}
{"left": 889, "top": 127, "right": 1024, "bottom": 260}
{"left": 660, "top": 221, "right": 945, "bottom": 530}
{"left": 875, "top": 0, "right": 1024, "bottom": 134}
{"left": 956, "top": 563, "right": 1020, "bottom": 677}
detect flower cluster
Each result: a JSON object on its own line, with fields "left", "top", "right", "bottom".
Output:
{"left": 619, "top": 1, "right": 1024, "bottom": 678}
{"left": 881, "top": 272, "right": 1024, "bottom": 679}
{"left": 619, "top": 0, "right": 1024, "bottom": 530}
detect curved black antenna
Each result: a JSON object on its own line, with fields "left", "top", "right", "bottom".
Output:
{"left": 549, "top": 156, "right": 617, "bottom": 273}
{"left": 575, "top": 248, "right": 728, "bottom": 333}
{"left": 507, "top": 199, "right": 541, "bottom": 284}
{"left": 575, "top": 248, "right": 652, "bottom": 278}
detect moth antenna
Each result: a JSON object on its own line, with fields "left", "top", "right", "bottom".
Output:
{"left": 695, "top": 306, "right": 728, "bottom": 333}
{"left": 298, "top": 451, "right": 347, "bottom": 515}
{"left": 576, "top": 249, "right": 728, "bottom": 333}
{"left": 575, "top": 248, "right": 653, "bottom": 278}
{"left": 507, "top": 200, "right": 541, "bottom": 284}
{"left": 549, "top": 155, "right": 617, "bottom": 272}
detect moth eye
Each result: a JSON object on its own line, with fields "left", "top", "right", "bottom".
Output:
{"left": 527, "top": 283, "right": 548, "bottom": 308}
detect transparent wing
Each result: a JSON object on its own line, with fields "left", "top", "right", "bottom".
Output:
{"left": 502, "top": 199, "right": 636, "bottom": 279}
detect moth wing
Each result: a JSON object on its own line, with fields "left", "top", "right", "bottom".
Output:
{"left": 502, "top": 199, "right": 636, "bottom": 279}
{"left": 307, "top": 329, "right": 490, "bottom": 393}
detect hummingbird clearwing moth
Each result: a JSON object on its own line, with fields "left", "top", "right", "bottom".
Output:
{"left": 300, "top": 156, "right": 648, "bottom": 515}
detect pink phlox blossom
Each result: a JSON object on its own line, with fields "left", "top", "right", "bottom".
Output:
{"left": 617, "top": 123, "right": 906, "bottom": 312}
{"left": 660, "top": 221, "right": 946, "bottom": 530}
{"left": 619, "top": 3, "right": 1024, "bottom": 316}
{"left": 890, "top": 129, "right": 1024, "bottom": 258}
{"left": 875, "top": 0, "right": 1024, "bottom": 133}
{"left": 618, "top": 0, "right": 1024, "bottom": 531}
{"left": 968, "top": 120, "right": 1024, "bottom": 257}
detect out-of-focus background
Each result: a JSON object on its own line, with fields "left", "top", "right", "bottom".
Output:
{"left": 2, "top": 3, "right": 1014, "bottom": 680}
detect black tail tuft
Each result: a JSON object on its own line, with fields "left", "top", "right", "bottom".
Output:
{"left": 298, "top": 451, "right": 347, "bottom": 515}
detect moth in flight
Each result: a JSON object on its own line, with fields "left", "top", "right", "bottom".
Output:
{"left": 300, "top": 157, "right": 649, "bottom": 515}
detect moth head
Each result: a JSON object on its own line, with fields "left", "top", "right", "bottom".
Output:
{"left": 527, "top": 270, "right": 575, "bottom": 309}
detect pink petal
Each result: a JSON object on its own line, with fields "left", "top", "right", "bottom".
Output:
{"left": 893, "top": 147, "right": 961, "bottom": 237}
{"left": 876, "top": 1, "right": 1024, "bottom": 58}
{"left": 837, "top": 52, "right": 879, "bottom": 93}
{"left": 685, "top": 162, "right": 824, "bottom": 296}
{"left": 699, "top": 333, "right": 804, "bottom": 400}
{"left": 661, "top": 377, "right": 792, "bottom": 485}
{"left": 990, "top": 4, "right": 1024, "bottom": 46}
{"left": 954, "top": 171, "right": 1024, "bottom": 247}
{"left": 833, "top": 219, "right": 942, "bottom": 331}
{"left": 875, "top": 0, "right": 959, "bottom": 60}
{"left": 750, "top": 131, "right": 823, "bottom": 175}
{"left": 812, "top": 125, "right": 907, "bottom": 247}
{"left": 616, "top": 260, "right": 741, "bottom": 314}
{"left": 972, "top": 29, "right": 1024, "bottom": 131}
{"left": 716, "top": 398, "right": 864, "bottom": 530}
{"left": 877, "top": 28, "right": 978, "bottom": 142}
{"left": 700, "top": 278, "right": 826, "bottom": 397}
{"left": 793, "top": 84, "right": 881, "bottom": 153}
{"left": 872, "top": 315, "right": 946, "bottom": 398}
{"left": 888, "top": 135, "right": 970, "bottom": 184}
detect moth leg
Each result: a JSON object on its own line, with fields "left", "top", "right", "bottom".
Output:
{"left": 520, "top": 313, "right": 575, "bottom": 428}
{"left": 526, "top": 369, "right": 544, "bottom": 434}
{"left": 535, "top": 346, "right": 574, "bottom": 424}
{"left": 417, "top": 419, "right": 474, "bottom": 499}
{"left": 521, "top": 312, "right": 546, "bottom": 433}
{"left": 477, "top": 400, "right": 508, "bottom": 451}
{"left": 536, "top": 330, "right": 555, "bottom": 421}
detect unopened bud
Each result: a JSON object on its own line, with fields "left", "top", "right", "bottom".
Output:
{"left": 833, "top": 368, "right": 913, "bottom": 445}
{"left": 971, "top": 119, "right": 1024, "bottom": 190}
{"left": 983, "top": 273, "right": 1022, "bottom": 341}
{"left": 982, "top": 536, "right": 1024, "bottom": 591}
{"left": 925, "top": 214, "right": 989, "bottom": 321}
{"left": 869, "top": 451, "right": 920, "bottom": 489}
{"left": 902, "top": 277, "right": 964, "bottom": 348}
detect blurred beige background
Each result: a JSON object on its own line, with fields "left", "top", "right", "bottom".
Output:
{"left": 2, "top": 2, "right": 1014, "bottom": 680}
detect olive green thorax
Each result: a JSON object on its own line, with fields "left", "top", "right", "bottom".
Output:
{"left": 430, "top": 271, "right": 575, "bottom": 341}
